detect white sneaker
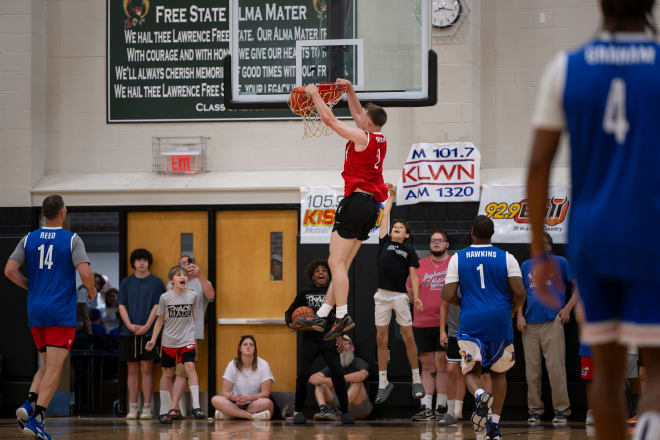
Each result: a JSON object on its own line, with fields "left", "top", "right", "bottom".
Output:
{"left": 139, "top": 407, "right": 153, "bottom": 420}
{"left": 126, "top": 404, "right": 139, "bottom": 420}
{"left": 252, "top": 410, "right": 271, "bottom": 421}
{"left": 585, "top": 409, "right": 594, "bottom": 425}
{"left": 215, "top": 410, "right": 231, "bottom": 420}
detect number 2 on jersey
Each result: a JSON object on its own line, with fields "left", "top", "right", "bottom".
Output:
{"left": 476, "top": 263, "right": 485, "bottom": 289}
{"left": 603, "top": 78, "right": 629, "bottom": 145}
{"left": 38, "top": 244, "right": 53, "bottom": 269}
{"left": 373, "top": 148, "right": 381, "bottom": 169}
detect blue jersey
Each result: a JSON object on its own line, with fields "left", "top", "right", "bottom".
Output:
{"left": 457, "top": 245, "right": 513, "bottom": 341}
{"left": 25, "top": 228, "right": 78, "bottom": 327}
{"left": 521, "top": 255, "right": 573, "bottom": 324}
{"left": 563, "top": 35, "right": 660, "bottom": 279}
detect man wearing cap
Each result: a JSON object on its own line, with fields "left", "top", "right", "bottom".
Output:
{"left": 309, "top": 335, "right": 372, "bottom": 420}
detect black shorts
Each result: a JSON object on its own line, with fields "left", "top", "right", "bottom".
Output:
{"left": 446, "top": 336, "right": 461, "bottom": 363}
{"left": 333, "top": 192, "right": 379, "bottom": 241}
{"left": 119, "top": 335, "right": 157, "bottom": 362}
{"left": 161, "top": 346, "right": 197, "bottom": 368}
{"left": 413, "top": 326, "right": 445, "bottom": 353}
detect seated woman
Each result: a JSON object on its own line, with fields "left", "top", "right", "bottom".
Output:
{"left": 211, "top": 335, "right": 274, "bottom": 420}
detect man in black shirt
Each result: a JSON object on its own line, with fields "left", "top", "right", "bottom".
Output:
{"left": 310, "top": 335, "right": 372, "bottom": 420}
{"left": 374, "top": 184, "right": 424, "bottom": 404}
{"left": 284, "top": 260, "right": 353, "bottom": 425}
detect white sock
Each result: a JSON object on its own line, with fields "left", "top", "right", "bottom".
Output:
{"left": 633, "top": 411, "right": 660, "bottom": 440}
{"left": 411, "top": 368, "right": 421, "bottom": 384}
{"left": 490, "top": 414, "right": 500, "bottom": 424}
{"left": 159, "top": 391, "right": 171, "bottom": 415}
{"left": 421, "top": 394, "right": 432, "bottom": 409}
{"left": 378, "top": 370, "right": 389, "bottom": 389}
{"left": 130, "top": 402, "right": 138, "bottom": 409}
{"left": 475, "top": 388, "right": 485, "bottom": 399}
{"left": 190, "top": 385, "right": 200, "bottom": 409}
{"left": 455, "top": 400, "right": 463, "bottom": 418}
{"left": 336, "top": 304, "right": 348, "bottom": 319}
{"left": 317, "top": 304, "right": 332, "bottom": 318}
{"left": 436, "top": 393, "right": 447, "bottom": 408}
{"left": 447, "top": 399, "right": 455, "bottom": 416}
{"left": 143, "top": 403, "right": 151, "bottom": 410}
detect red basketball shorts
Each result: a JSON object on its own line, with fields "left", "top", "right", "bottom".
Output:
{"left": 30, "top": 326, "right": 75, "bottom": 352}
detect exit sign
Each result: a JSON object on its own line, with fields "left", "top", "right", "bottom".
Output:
{"left": 153, "top": 137, "right": 208, "bottom": 175}
{"left": 161, "top": 151, "right": 202, "bottom": 174}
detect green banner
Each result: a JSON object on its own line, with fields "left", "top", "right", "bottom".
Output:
{"left": 107, "top": 0, "right": 348, "bottom": 122}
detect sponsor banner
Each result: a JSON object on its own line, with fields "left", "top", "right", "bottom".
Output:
{"left": 478, "top": 184, "right": 571, "bottom": 243}
{"left": 300, "top": 186, "right": 383, "bottom": 244}
{"left": 396, "top": 142, "right": 481, "bottom": 205}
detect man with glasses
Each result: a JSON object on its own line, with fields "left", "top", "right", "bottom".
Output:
{"left": 517, "top": 232, "right": 577, "bottom": 424}
{"left": 309, "top": 335, "right": 372, "bottom": 420}
{"left": 407, "top": 230, "right": 451, "bottom": 420}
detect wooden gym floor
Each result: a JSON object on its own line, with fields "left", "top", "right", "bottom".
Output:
{"left": 0, "top": 418, "right": 604, "bottom": 439}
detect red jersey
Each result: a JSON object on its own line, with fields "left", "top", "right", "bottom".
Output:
{"left": 341, "top": 131, "right": 388, "bottom": 202}
{"left": 406, "top": 256, "right": 450, "bottom": 328}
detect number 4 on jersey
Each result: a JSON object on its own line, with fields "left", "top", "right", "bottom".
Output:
{"left": 38, "top": 244, "right": 54, "bottom": 269}
{"left": 603, "top": 78, "right": 629, "bottom": 145}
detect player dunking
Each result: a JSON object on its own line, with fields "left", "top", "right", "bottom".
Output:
{"left": 297, "top": 78, "right": 388, "bottom": 341}
{"left": 4, "top": 195, "right": 97, "bottom": 440}
{"left": 527, "top": 1, "right": 660, "bottom": 439}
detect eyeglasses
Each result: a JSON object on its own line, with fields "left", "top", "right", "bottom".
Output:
{"left": 430, "top": 239, "right": 447, "bottom": 243}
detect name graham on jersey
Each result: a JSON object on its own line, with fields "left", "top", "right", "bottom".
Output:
{"left": 585, "top": 44, "right": 656, "bottom": 65}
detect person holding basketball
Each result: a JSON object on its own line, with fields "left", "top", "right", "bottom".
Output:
{"left": 296, "top": 79, "right": 388, "bottom": 342}
{"left": 5, "top": 195, "right": 97, "bottom": 440}
{"left": 285, "top": 260, "right": 353, "bottom": 425}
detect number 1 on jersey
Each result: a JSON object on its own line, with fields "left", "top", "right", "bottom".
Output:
{"left": 476, "top": 263, "right": 485, "bottom": 289}
{"left": 38, "top": 244, "right": 53, "bottom": 269}
{"left": 603, "top": 78, "right": 629, "bottom": 145}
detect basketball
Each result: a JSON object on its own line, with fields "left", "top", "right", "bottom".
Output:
{"left": 291, "top": 306, "right": 315, "bottom": 330}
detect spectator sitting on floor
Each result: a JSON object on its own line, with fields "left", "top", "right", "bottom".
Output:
{"left": 211, "top": 335, "right": 274, "bottom": 421}
{"left": 309, "top": 335, "right": 372, "bottom": 421}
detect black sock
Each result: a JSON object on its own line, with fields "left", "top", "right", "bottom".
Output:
{"left": 34, "top": 405, "right": 46, "bottom": 423}
{"left": 27, "top": 392, "right": 38, "bottom": 410}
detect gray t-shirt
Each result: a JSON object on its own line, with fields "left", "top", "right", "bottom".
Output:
{"left": 10, "top": 233, "right": 88, "bottom": 267}
{"left": 158, "top": 288, "right": 204, "bottom": 348}
{"left": 447, "top": 290, "right": 462, "bottom": 337}
{"left": 166, "top": 277, "right": 212, "bottom": 340}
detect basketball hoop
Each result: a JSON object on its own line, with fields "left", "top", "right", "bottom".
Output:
{"left": 289, "top": 83, "right": 348, "bottom": 139}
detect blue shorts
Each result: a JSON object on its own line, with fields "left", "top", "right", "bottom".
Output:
{"left": 456, "top": 333, "right": 515, "bottom": 374}
{"left": 580, "top": 275, "right": 660, "bottom": 347}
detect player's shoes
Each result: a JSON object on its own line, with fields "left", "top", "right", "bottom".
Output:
{"left": 552, "top": 414, "right": 567, "bottom": 425}
{"left": 323, "top": 315, "right": 355, "bottom": 341}
{"left": 411, "top": 406, "right": 434, "bottom": 421}
{"left": 471, "top": 392, "right": 494, "bottom": 432}
{"left": 139, "top": 407, "right": 153, "bottom": 420}
{"left": 435, "top": 405, "right": 447, "bottom": 417}
{"left": 436, "top": 412, "right": 459, "bottom": 426}
{"left": 585, "top": 410, "right": 594, "bottom": 425}
{"left": 374, "top": 383, "right": 394, "bottom": 405}
{"left": 527, "top": 413, "right": 541, "bottom": 424}
{"left": 411, "top": 383, "right": 425, "bottom": 399}
{"left": 16, "top": 400, "right": 33, "bottom": 429}
{"left": 192, "top": 408, "right": 205, "bottom": 419}
{"left": 252, "top": 410, "right": 271, "bottom": 421}
{"left": 295, "top": 314, "right": 326, "bottom": 332}
{"left": 313, "top": 405, "right": 341, "bottom": 421}
{"left": 485, "top": 420, "right": 502, "bottom": 440}
{"left": 23, "top": 416, "right": 51, "bottom": 440}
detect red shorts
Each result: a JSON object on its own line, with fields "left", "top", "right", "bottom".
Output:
{"left": 581, "top": 356, "right": 593, "bottom": 381}
{"left": 30, "top": 326, "right": 75, "bottom": 352}
{"left": 162, "top": 344, "right": 196, "bottom": 368}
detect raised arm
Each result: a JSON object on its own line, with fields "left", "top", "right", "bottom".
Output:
{"left": 305, "top": 84, "right": 368, "bottom": 147}
{"left": 336, "top": 78, "right": 364, "bottom": 128}
{"left": 379, "top": 183, "right": 396, "bottom": 239}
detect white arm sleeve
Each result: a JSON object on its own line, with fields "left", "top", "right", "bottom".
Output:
{"left": 444, "top": 254, "right": 460, "bottom": 283}
{"left": 532, "top": 51, "right": 568, "bottom": 131}
{"left": 506, "top": 252, "right": 522, "bottom": 278}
